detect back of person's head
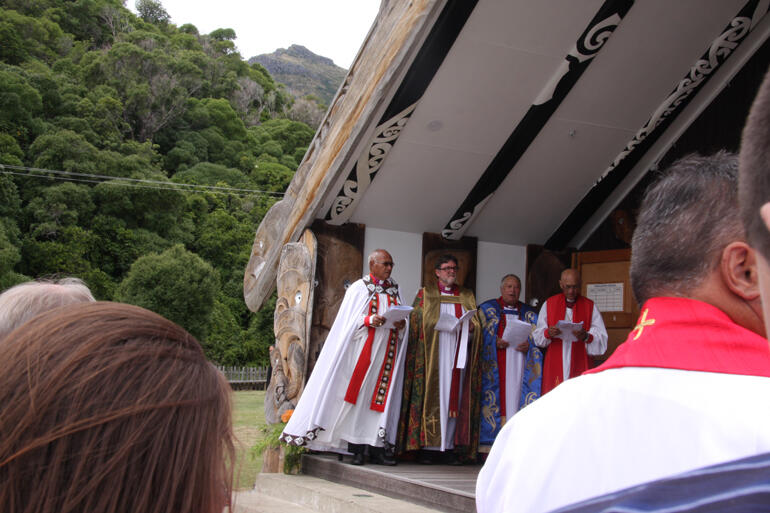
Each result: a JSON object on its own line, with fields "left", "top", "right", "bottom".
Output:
{"left": 0, "top": 302, "right": 234, "bottom": 513}
{"left": 0, "top": 277, "right": 95, "bottom": 341}
{"left": 631, "top": 152, "right": 742, "bottom": 304}
{"left": 739, "top": 68, "right": 770, "bottom": 260}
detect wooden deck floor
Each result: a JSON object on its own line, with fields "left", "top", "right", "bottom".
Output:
{"left": 302, "top": 453, "right": 481, "bottom": 512}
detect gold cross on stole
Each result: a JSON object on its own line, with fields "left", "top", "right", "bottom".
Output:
{"left": 632, "top": 308, "right": 655, "bottom": 340}
{"left": 425, "top": 414, "right": 439, "bottom": 437}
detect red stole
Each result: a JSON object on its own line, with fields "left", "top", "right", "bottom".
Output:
{"left": 585, "top": 297, "right": 770, "bottom": 377}
{"left": 496, "top": 297, "right": 521, "bottom": 418}
{"left": 344, "top": 275, "right": 398, "bottom": 410}
{"left": 542, "top": 294, "right": 593, "bottom": 395}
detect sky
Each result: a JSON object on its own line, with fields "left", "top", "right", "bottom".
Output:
{"left": 129, "top": 0, "right": 381, "bottom": 68}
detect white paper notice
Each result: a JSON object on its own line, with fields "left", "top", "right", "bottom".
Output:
{"left": 556, "top": 320, "right": 583, "bottom": 344}
{"left": 501, "top": 318, "right": 532, "bottom": 345}
{"left": 586, "top": 282, "right": 624, "bottom": 312}
{"left": 380, "top": 305, "right": 413, "bottom": 329}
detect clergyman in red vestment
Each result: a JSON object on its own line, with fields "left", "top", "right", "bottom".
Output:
{"left": 533, "top": 268, "right": 607, "bottom": 394}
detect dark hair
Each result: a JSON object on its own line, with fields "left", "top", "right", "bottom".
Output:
{"left": 0, "top": 302, "right": 234, "bottom": 513}
{"left": 434, "top": 254, "right": 459, "bottom": 269}
{"left": 739, "top": 68, "right": 770, "bottom": 260}
{"left": 630, "top": 152, "right": 742, "bottom": 304}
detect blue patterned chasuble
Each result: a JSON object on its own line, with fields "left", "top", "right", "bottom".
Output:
{"left": 478, "top": 299, "right": 542, "bottom": 445}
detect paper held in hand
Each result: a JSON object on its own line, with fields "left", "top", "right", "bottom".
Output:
{"left": 556, "top": 320, "right": 584, "bottom": 344}
{"left": 380, "top": 305, "right": 413, "bottom": 329}
{"left": 435, "top": 309, "right": 476, "bottom": 332}
{"left": 501, "top": 318, "right": 532, "bottom": 345}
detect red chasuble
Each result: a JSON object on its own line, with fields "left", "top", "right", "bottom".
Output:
{"left": 585, "top": 297, "right": 770, "bottom": 377}
{"left": 542, "top": 294, "right": 593, "bottom": 394}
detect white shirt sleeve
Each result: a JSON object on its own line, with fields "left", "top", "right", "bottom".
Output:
{"left": 533, "top": 302, "right": 550, "bottom": 348}
{"left": 586, "top": 303, "right": 608, "bottom": 356}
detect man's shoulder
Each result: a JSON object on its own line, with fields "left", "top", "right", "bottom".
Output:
{"left": 458, "top": 286, "right": 476, "bottom": 299}
{"left": 479, "top": 298, "right": 500, "bottom": 310}
{"left": 340, "top": 278, "right": 371, "bottom": 301}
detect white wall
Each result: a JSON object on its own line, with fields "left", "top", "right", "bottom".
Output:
{"left": 476, "top": 241, "right": 527, "bottom": 304}
{"left": 364, "top": 228, "right": 527, "bottom": 305}
{"left": 363, "top": 227, "right": 423, "bottom": 302}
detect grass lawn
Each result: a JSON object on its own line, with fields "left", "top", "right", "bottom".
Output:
{"left": 232, "top": 390, "right": 268, "bottom": 489}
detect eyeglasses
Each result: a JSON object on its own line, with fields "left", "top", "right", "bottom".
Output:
{"left": 439, "top": 266, "right": 458, "bottom": 271}
{"left": 376, "top": 261, "right": 394, "bottom": 267}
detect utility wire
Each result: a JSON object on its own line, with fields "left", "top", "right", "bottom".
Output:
{"left": 0, "top": 163, "right": 286, "bottom": 198}
{"left": 0, "top": 170, "right": 269, "bottom": 196}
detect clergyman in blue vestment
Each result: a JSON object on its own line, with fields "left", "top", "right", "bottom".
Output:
{"left": 478, "top": 274, "right": 542, "bottom": 446}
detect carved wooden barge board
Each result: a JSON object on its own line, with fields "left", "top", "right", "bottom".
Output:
{"left": 244, "top": 0, "right": 448, "bottom": 312}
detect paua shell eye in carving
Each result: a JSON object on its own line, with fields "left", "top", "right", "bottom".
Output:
{"left": 295, "top": 291, "right": 302, "bottom": 305}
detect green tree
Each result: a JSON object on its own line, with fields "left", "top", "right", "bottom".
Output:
{"left": 135, "top": 0, "right": 170, "bottom": 25}
{"left": 0, "top": 69, "right": 43, "bottom": 144}
{"left": 115, "top": 244, "right": 219, "bottom": 340}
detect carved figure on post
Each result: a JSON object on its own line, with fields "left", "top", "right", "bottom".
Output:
{"left": 265, "top": 230, "right": 317, "bottom": 424}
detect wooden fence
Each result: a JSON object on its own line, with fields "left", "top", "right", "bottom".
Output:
{"left": 216, "top": 366, "right": 269, "bottom": 390}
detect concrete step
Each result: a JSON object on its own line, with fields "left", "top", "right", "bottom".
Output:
{"left": 245, "top": 472, "right": 443, "bottom": 513}
{"left": 302, "top": 454, "right": 477, "bottom": 513}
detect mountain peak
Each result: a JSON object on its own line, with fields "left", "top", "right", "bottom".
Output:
{"left": 277, "top": 44, "right": 335, "bottom": 67}
{"left": 249, "top": 45, "right": 347, "bottom": 106}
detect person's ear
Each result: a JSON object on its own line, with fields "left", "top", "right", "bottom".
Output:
{"left": 721, "top": 241, "right": 760, "bottom": 301}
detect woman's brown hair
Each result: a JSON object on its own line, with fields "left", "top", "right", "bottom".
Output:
{"left": 0, "top": 302, "right": 235, "bottom": 513}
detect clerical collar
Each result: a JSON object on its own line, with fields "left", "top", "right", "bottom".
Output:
{"left": 438, "top": 282, "right": 458, "bottom": 294}
{"left": 369, "top": 273, "right": 388, "bottom": 287}
{"left": 501, "top": 299, "right": 519, "bottom": 310}
{"left": 566, "top": 299, "right": 576, "bottom": 308}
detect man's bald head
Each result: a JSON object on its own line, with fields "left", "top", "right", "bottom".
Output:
{"left": 368, "top": 249, "right": 394, "bottom": 281}
{"left": 739, "top": 67, "right": 770, "bottom": 330}
{"left": 0, "top": 278, "right": 95, "bottom": 341}
{"left": 559, "top": 269, "right": 581, "bottom": 302}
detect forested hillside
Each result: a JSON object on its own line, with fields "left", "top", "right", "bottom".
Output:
{"left": 0, "top": 0, "right": 319, "bottom": 366}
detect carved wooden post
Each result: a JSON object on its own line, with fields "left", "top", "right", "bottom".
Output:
{"left": 264, "top": 229, "right": 317, "bottom": 425}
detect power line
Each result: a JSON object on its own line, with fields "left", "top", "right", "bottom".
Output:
{"left": 0, "top": 163, "right": 286, "bottom": 198}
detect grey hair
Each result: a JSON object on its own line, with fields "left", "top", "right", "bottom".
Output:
{"left": 630, "top": 151, "right": 742, "bottom": 304}
{"left": 0, "top": 278, "right": 95, "bottom": 341}
{"left": 368, "top": 249, "right": 388, "bottom": 267}
{"left": 500, "top": 274, "right": 521, "bottom": 286}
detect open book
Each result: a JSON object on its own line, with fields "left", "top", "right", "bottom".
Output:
{"left": 435, "top": 309, "right": 476, "bottom": 332}
{"left": 380, "top": 305, "right": 413, "bottom": 329}
{"left": 555, "top": 320, "right": 584, "bottom": 344}
{"left": 501, "top": 318, "right": 533, "bottom": 345}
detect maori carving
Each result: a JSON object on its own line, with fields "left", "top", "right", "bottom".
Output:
{"left": 265, "top": 230, "right": 317, "bottom": 424}
{"left": 441, "top": 0, "right": 633, "bottom": 240}
{"left": 441, "top": 196, "right": 490, "bottom": 240}
{"left": 599, "top": 1, "right": 768, "bottom": 180}
{"left": 308, "top": 222, "right": 364, "bottom": 376}
{"left": 244, "top": 199, "right": 292, "bottom": 312}
{"left": 327, "top": 102, "right": 417, "bottom": 224}
{"left": 534, "top": 13, "right": 623, "bottom": 106}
